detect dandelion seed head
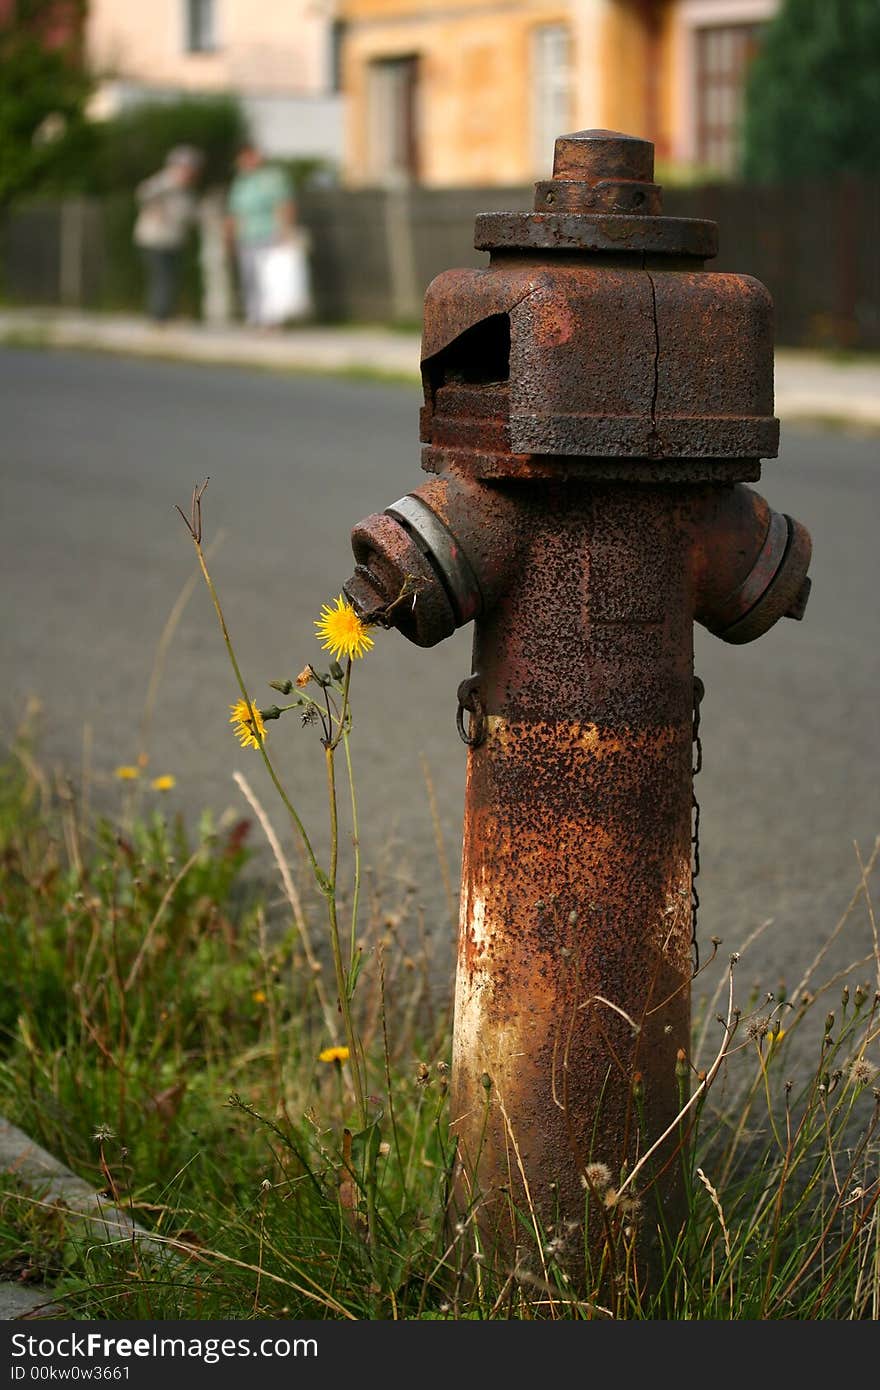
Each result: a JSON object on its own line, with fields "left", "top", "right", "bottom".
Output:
{"left": 581, "top": 1161, "right": 612, "bottom": 1190}
{"left": 850, "top": 1057, "right": 874, "bottom": 1087}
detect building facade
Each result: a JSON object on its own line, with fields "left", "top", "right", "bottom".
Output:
{"left": 85, "top": 0, "right": 345, "bottom": 163}
{"left": 340, "top": 0, "right": 779, "bottom": 186}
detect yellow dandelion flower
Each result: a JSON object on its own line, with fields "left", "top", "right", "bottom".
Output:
{"left": 151, "top": 774, "right": 176, "bottom": 792}
{"left": 318, "top": 1045, "right": 350, "bottom": 1064}
{"left": 314, "top": 595, "right": 374, "bottom": 662}
{"left": 252, "top": 989, "right": 267, "bottom": 1005}
{"left": 114, "top": 765, "right": 140, "bottom": 781}
{"left": 229, "top": 698, "right": 266, "bottom": 750}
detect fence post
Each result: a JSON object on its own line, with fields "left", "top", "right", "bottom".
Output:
{"left": 59, "top": 197, "right": 87, "bottom": 307}
{"left": 383, "top": 184, "right": 420, "bottom": 324}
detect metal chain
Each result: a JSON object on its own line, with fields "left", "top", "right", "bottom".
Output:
{"left": 456, "top": 673, "right": 487, "bottom": 748}
{"left": 691, "top": 675, "right": 705, "bottom": 974}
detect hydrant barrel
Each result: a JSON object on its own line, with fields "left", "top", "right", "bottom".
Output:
{"left": 453, "top": 484, "right": 696, "bottom": 1246}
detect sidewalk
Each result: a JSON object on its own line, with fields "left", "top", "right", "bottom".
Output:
{"left": 1, "top": 307, "right": 879, "bottom": 429}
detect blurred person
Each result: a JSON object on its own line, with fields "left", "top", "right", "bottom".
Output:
{"left": 133, "top": 145, "right": 203, "bottom": 323}
{"left": 226, "top": 142, "right": 303, "bottom": 327}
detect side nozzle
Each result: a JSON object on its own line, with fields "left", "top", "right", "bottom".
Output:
{"left": 345, "top": 510, "right": 458, "bottom": 648}
{"left": 695, "top": 486, "right": 812, "bottom": 644}
{"left": 343, "top": 473, "right": 523, "bottom": 648}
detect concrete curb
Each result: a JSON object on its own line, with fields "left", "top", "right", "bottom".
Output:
{"left": 0, "top": 309, "right": 421, "bottom": 383}
{"left": 1, "top": 1115, "right": 164, "bottom": 1320}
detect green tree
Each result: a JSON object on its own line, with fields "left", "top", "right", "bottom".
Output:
{"left": 742, "top": 0, "right": 880, "bottom": 180}
{"left": 0, "top": 0, "right": 91, "bottom": 206}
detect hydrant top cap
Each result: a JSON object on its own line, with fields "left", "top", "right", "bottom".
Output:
{"left": 552, "top": 129, "right": 655, "bottom": 186}
{"left": 475, "top": 127, "right": 718, "bottom": 258}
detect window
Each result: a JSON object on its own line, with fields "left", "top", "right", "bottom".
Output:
{"left": 695, "top": 23, "right": 763, "bottom": 174}
{"left": 366, "top": 56, "right": 420, "bottom": 185}
{"left": 532, "top": 24, "right": 572, "bottom": 175}
{"left": 184, "top": 0, "right": 216, "bottom": 54}
{"left": 329, "top": 19, "right": 346, "bottom": 94}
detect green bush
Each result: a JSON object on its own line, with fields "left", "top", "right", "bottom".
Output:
{"left": 742, "top": 0, "right": 880, "bottom": 181}
{"left": 85, "top": 96, "right": 249, "bottom": 196}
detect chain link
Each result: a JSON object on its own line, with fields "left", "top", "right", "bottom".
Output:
{"left": 691, "top": 675, "right": 705, "bottom": 974}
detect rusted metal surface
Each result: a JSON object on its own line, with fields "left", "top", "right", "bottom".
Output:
{"left": 341, "top": 128, "right": 813, "bottom": 1283}
{"left": 420, "top": 265, "right": 777, "bottom": 469}
{"left": 475, "top": 129, "right": 716, "bottom": 258}
{"left": 474, "top": 211, "right": 718, "bottom": 258}
{"left": 452, "top": 485, "right": 695, "bottom": 1253}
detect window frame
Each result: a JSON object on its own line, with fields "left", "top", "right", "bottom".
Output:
{"left": 693, "top": 19, "right": 764, "bottom": 174}
{"left": 183, "top": 0, "right": 218, "bottom": 56}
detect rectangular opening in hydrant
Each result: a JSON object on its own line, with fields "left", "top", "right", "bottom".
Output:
{"left": 432, "top": 313, "right": 511, "bottom": 387}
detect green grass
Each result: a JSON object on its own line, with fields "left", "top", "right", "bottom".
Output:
{"left": 0, "top": 723, "right": 878, "bottom": 1320}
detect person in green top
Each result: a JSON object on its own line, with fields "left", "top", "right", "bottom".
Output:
{"left": 226, "top": 142, "right": 296, "bottom": 327}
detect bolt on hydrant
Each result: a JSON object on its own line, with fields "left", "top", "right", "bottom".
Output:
{"left": 341, "top": 130, "right": 813, "bottom": 1274}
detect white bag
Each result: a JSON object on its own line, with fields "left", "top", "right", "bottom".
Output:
{"left": 256, "top": 232, "right": 312, "bottom": 326}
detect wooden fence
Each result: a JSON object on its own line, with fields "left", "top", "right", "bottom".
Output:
{"left": 2, "top": 178, "right": 878, "bottom": 349}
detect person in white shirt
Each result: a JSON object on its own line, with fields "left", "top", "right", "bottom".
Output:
{"left": 133, "top": 145, "right": 203, "bottom": 322}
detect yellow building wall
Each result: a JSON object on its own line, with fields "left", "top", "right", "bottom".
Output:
{"left": 343, "top": 2, "right": 583, "bottom": 187}
{"left": 655, "top": 1, "right": 678, "bottom": 164}
{"left": 341, "top": 0, "right": 698, "bottom": 188}
{"left": 598, "top": 0, "right": 649, "bottom": 138}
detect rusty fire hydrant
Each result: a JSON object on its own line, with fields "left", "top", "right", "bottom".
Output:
{"left": 342, "top": 130, "right": 812, "bottom": 1273}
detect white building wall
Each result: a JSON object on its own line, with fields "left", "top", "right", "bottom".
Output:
{"left": 86, "top": 0, "right": 343, "bottom": 161}
{"left": 88, "top": 0, "right": 335, "bottom": 93}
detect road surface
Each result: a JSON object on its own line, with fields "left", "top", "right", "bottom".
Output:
{"left": 1, "top": 347, "right": 878, "bottom": 1022}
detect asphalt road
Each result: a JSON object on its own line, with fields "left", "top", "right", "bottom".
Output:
{"left": 1, "top": 347, "right": 878, "bottom": 1020}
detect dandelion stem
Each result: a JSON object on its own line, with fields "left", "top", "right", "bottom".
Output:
{"left": 336, "top": 661, "right": 362, "bottom": 975}
{"left": 325, "top": 741, "right": 367, "bottom": 1129}
{"left": 189, "top": 535, "right": 321, "bottom": 881}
